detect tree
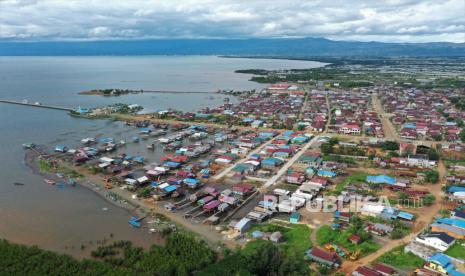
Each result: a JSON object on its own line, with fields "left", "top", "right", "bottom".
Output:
{"left": 460, "top": 130, "right": 465, "bottom": 143}
{"left": 381, "top": 141, "right": 399, "bottom": 151}
{"left": 390, "top": 229, "right": 405, "bottom": 240}
{"left": 398, "top": 192, "right": 409, "bottom": 201}
{"left": 423, "top": 194, "right": 436, "bottom": 206}
{"left": 427, "top": 148, "right": 440, "bottom": 161}
{"left": 424, "top": 170, "right": 439, "bottom": 184}
{"left": 433, "top": 134, "right": 443, "bottom": 141}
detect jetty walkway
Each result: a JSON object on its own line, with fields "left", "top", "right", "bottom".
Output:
{"left": 0, "top": 100, "right": 73, "bottom": 112}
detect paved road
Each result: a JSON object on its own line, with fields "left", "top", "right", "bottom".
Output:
{"left": 262, "top": 135, "right": 320, "bottom": 190}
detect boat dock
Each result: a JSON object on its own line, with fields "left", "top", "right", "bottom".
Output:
{"left": 0, "top": 100, "right": 73, "bottom": 112}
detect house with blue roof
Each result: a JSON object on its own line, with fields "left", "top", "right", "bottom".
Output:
{"left": 134, "top": 156, "right": 145, "bottom": 163}
{"left": 432, "top": 217, "right": 465, "bottom": 239}
{"left": 366, "top": 175, "right": 396, "bottom": 185}
{"left": 317, "top": 170, "right": 337, "bottom": 178}
{"left": 436, "top": 218, "right": 465, "bottom": 229}
{"left": 448, "top": 186, "right": 465, "bottom": 193}
{"left": 262, "top": 157, "right": 284, "bottom": 169}
{"left": 305, "top": 167, "right": 315, "bottom": 177}
{"left": 291, "top": 136, "right": 309, "bottom": 144}
{"left": 403, "top": 122, "right": 416, "bottom": 129}
{"left": 183, "top": 178, "right": 200, "bottom": 189}
{"left": 283, "top": 130, "right": 295, "bottom": 137}
{"left": 426, "top": 253, "right": 465, "bottom": 276}
{"left": 398, "top": 211, "right": 415, "bottom": 221}
{"left": 259, "top": 132, "right": 275, "bottom": 139}
{"left": 243, "top": 118, "right": 255, "bottom": 124}
{"left": 251, "top": 120, "right": 264, "bottom": 128}
{"left": 75, "top": 106, "right": 90, "bottom": 114}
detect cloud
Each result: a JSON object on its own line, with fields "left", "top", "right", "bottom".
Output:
{"left": 0, "top": 0, "right": 463, "bottom": 42}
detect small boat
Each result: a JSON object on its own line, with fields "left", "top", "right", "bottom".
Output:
{"left": 147, "top": 143, "right": 155, "bottom": 150}
{"left": 56, "top": 182, "right": 65, "bottom": 189}
{"left": 68, "top": 179, "right": 77, "bottom": 187}
{"left": 81, "top": 138, "right": 95, "bottom": 145}
{"left": 132, "top": 136, "right": 140, "bottom": 143}
{"left": 44, "top": 179, "right": 56, "bottom": 185}
{"left": 13, "top": 182, "right": 25, "bottom": 186}
{"left": 22, "top": 143, "right": 36, "bottom": 149}
{"left": 128, "top": 216, "right": 145, "bottom": 228}
{"left": 119, "top": 140, "right": 126, "bottom": 146}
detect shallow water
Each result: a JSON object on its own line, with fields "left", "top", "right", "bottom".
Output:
{"left": 0, "top": 56, "right": 324, "bottom": 255}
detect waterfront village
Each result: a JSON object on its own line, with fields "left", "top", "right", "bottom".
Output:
{"left": 24, "top": 82, "right": 465, "bottom": 275}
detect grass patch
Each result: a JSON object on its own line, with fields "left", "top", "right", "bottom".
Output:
{"left": 37, "top": 159, "right": 54, "bottom": 173}
{"left": 315, "top": 225, "right": 380, "bottom": 257}
{"left": 247, "top": 223, "right": 312, "bottom": 256}
{"left": 334, "top": 172, "right": 369, "bottom": 194}
{"left": 376, "top": 245, "right": 424, "bottom": 270}
{"left": 445, "top": 240, "right": 465, "bottom": 259}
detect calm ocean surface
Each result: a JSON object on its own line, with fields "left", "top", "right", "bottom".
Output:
{"left": 0, "top": 56, "right": 324, "bottom": 255}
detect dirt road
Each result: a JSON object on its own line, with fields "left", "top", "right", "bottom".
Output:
{"left": 338, "top": 161, "right": 445, "bottom": 274}
{"left": 372, "top": 93, "right": 399, "bottom": 141}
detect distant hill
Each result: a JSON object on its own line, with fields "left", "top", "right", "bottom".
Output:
{"left": 0, "top": 38, "right": 464, "bottom": 56}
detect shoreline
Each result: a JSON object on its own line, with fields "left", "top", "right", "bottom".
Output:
{"left": 24, "top": 148, "right": 141, "bottom": 216}
{"left": 23, "top": 147, "right": 234, "bottom": 251}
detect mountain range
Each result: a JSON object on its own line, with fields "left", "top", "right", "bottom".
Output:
{"left": 0, "top": 37, "right": 464, "bottom": 56}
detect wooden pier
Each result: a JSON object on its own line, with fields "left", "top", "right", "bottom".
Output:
{"left": 0, "top": 100, "right": 73, "bottom": 112}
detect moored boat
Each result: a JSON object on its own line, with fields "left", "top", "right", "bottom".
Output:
{"left": 44, "top": 179, "right": 56, "bottom": 185}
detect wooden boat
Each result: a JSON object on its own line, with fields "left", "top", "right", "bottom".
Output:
{"left": 22, "top": 143, "right": 36, "bottom": 149}
{"left": 44, "top": 179, "right": 56, "bottom": 185}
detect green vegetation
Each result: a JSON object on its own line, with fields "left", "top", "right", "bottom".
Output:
{"left": 37, "top": 159, "right": 54, "bottom": 173}
{"left": 445, "top": 240, "right": 465, "bottom": 259}
{"left": 381, "top": 141, "right": 399, "bottom": 151}
{"left": 450, "top": 96, "right": 465, "bottom": 111}
{"left": 422, "top": 194, "right": 436, "bottom": 206}
{"left": 0, "top": 232, "right": 311, "bottom": 276}
{"left": 137, "top": 187, "right": 152, "bottom": 198}
{"left": 0, "top": 239, "right": 127, "bottom": 275}
{"left": 321, "top": 138, "right": 365, "bottom": 157}
{"left": 334, "top": 172, "right": 369, "bottom": 194}
{"left": 376, "top": 245, "right": 424, "bottom": 270}
{"left": 322, "top": 154, "right": 356, "bottom": 164}
{"left": 424, "top": 170, "right": 440, "bottom": 184}
{"left": 235, "top": 69, "right": 269, "bottom": 75}
{"left": 200, "top": 241, "right": 311, "bottom": 276}
{"left": 247, "top": 223, "right": 312, "bottom": 256}
{"left": 315, "top": 222, "right": 380, "bottom": 257}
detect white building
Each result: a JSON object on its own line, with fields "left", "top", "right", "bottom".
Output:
{"left": 415, "top": 232, "right": 455, "bottom": 252}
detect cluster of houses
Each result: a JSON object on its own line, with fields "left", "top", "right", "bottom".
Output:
{"left": 231, "top": 131, "right": 312, "bottom": 178}
{"left": 298, "top": 90, "right": 328, "bottom": 132}
{"left": 181, "top": 84, "right": 313, "bottom": 130}
{"left": 327, "top": 91, "right": 383, "bottom": 137}
{"left": 228, "top": 85, "right": 306, "bottom": 129}
{"left": 403, "top": 207, "right": 465, "bottom": 276}
{"left": 380, "top": 88, "right": 464, "bottom": 142}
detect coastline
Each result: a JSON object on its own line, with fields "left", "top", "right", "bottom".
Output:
{"left": 23, "top": 147, "right": 233, "bottom": 251}
{"left": 24, "top": 147, "right": 141, "bottom": 216}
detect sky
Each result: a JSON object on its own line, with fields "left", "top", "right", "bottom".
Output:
{"left": 0, "top": 0, "right": 464, "bottom": 43}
